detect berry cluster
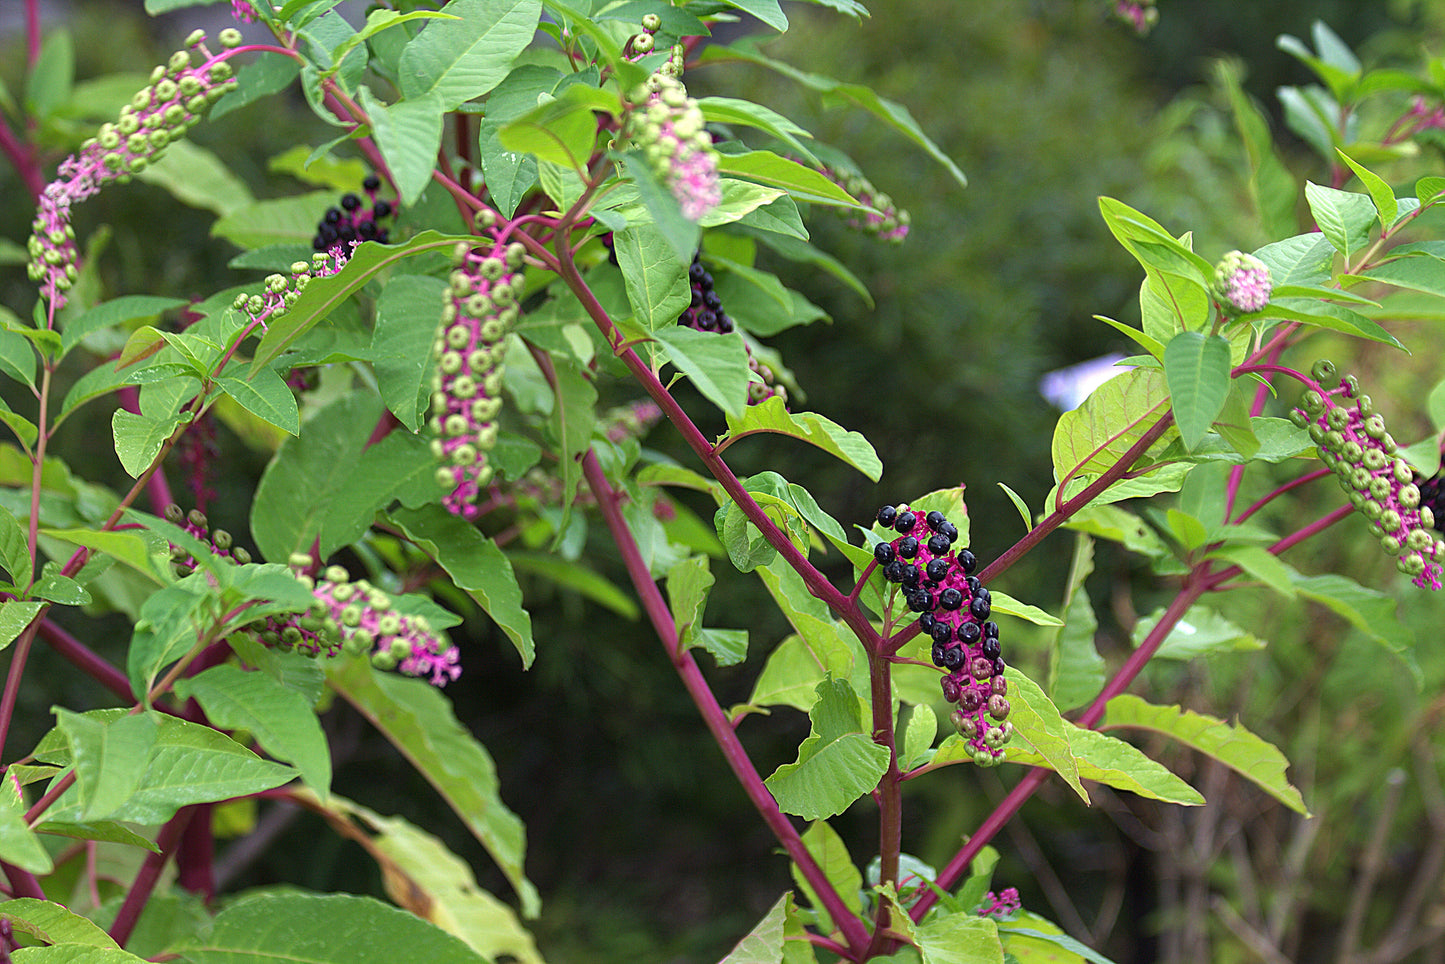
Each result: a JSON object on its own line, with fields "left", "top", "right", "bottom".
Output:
{"left": 28, "top": 30, "right": 242, "bottom": 308}
{"left": 872, "top": 504, "right": 1011, "bottom": 764}
{"left": 163, "top": 504, "right": 252, "bottom": 576}
{"left": 309, "top": 565, "right": 460, "bottom": 685}
{"left": 429, "top": 225, "right": 526, "bottom": 517}
{"left": 625, "top": 13, "right": 672, "bottom": 61}
{"left": 821, "top": 166, "right": 910, "bottom": 243}
{"left": 311, "top": 176, "right": 395, "bottom": 252}
{"left": 679, "top": 254, "right": 788, "bottom": 406}
{"left": 625, "top": 72, "right": 720, "bottom": 222}
{"left": 231, "top": 250, "right": 349, "bottom": 334}
{"left": 1289, "top": 360, "right": 1444, "bottom": 589}
{"left": 1212, "top": 250, "right": 1272, "bottom": 315}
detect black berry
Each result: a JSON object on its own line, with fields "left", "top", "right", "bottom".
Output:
{"left": 877, "top": 505, "right": 898, "bottom": 527}
{"left": 925, "top": 558, "right": 950, "bottom": 582}
{"left": 969, "top": 596, "right": 991, "bottom": 620}
{"left": 898, "top": 537, "right": 919, "bottom": 559}
{"left": 927, "top": 534, "right": 951, "bottom": 556}
{"left": 960, "top": 622, "right": 981, "bottom": 644}
{"left": 957, "top": 549, "right": 977, "bottom": 573}
{"left": 938, "top": 587, "right": 964, "bottom": 610}
{"left": 874, "top": 542, "right": 896, "bottom": 565}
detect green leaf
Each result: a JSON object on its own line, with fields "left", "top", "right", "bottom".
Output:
{"left": 250, "top": 230, "right": 469, "bottom": 373}
{"left": 1051, "top": 367, "right": 1170, "bottom": 485}
{"left": 1214, "top": 61, "right": 1297, "bottom": 240}
{"left": 1305, "top": 181, "right": 1376, "bottom": 261}
{"left": 720, "top": 0, "right": 787, "bottom": 29}
{"left": 136, "top": 141, "right": 255, "bottom": 218}
{"left": 720, "top": 44, "right": 966, "bottom": 190}
{"left": 505, "top": 552, "right": 638, "bottom": 619}
{"left": 0, "top": 767, "right": 54, "bottom": 874}
{"left": 40, "top": 712, "right": 298, "bottom": 826}
{"left": 1207, "top": 544, "right": 1296, "bottom": 596}
{"left": 1335, "top": 148, "right": 1398, "bottom": 227}
{"left": 399, "top": 0, "right": 542, "bottom": 108}
{"left": 667, "top": 555, "right": 745, "bottom": 665}
{"left": 615, "top": 221, "right": 689, "bottom": 331}
{"left": 721, "top": 396, "right": 881, "bottom": 480}
{"left": 998, "top": 913, "right": 1122, "bottom": 964}
{"left": 1163, "top": 331, "right": 1232, "bottom": 452}
{"left": 33, "top": 821, "right": 159, "bottom": 853}
{"left": 497, "top": 84, "right": 612, "bottom": 172}
{"left": 216, "top": 370, "right": 300, "bottom": 436}
{"left": 213, "top": 190, "right": 339, "bottom": 249}
{"left": 544, "top": 355, "right": 597, "bottom": 538}
{"left": 358, "top": 87, "right": 445, "bottom": 207}
{"left": 1104, "top": 694, "right": 1307, "bottom": 814}
{"left": 11, "top": 946, "right": 149, "bottom": 963}
{"left": 651, "top": 325, "right": 751, "bottom": 419}
{"left": 715, "top": 151, "right": 859, "bottom": 208}
{"left": 988, "top": 590, "right": 1062, "bottom": 627}
{"left": 327, "top": 660, "right": 538, "bottom": 916}
{"left": 389, "top": 504, "right": 535, "bottom": 668}
{"left": 997, "top": 668, "right": 1084, "bottom": 801}
{"left": 1132, "top": 604, "right": 1263, "bottom": 659}
{"left": 111, "top": 404, "right": 186, "bottom": 479}
{"left": 373, "top": 275, "right": 447, "bottom": 431}
{"left": 1355, "top": 255, "right": 1445, "bottom": 299}
{"left": 901, "top": 702, "right": 937, "bottom": 771}
{"left": 738, "top": 633, "right": 853, "bottom": 718}
{"left": 719, "top": 892, "right": 790, "bottom": 964}
{"left": 790, "top": 821, "right": 861, "bottom": 935}
{"left": 0, "top": 504, "right": 32, "bottom": 590}
{"left": 1291, "top": 570, "right": 1418, "bottom": 681}
{"left": 1048, "top": 536, "right": 1104, "bottom": 713}
{"left": 59, "top": 296, "right": 186, "bottom": 359}
{"left": 699, "top": 97, "right": 817, "bottom": 164}
{"left": 0, "top": 602, "right": 45, "bottom": 649}
{"left": 173, "top": 892, "right": 488, "bottom": 964}
{"left": 617, "top": 151, "right": 700, "bottom": 260}
{"left": 54, "top": 708, "right": 158, "bottom": 821}
{"left": 914, "top": 914, "right": 1003, "bottom": 964}
{"left": 764, "top": 677, "right": 889, "bottom": 819}
{"left": 0, "top": 898, "right": 120, "bottom": 949}
{"left": 1257, "top": 300, "right": 1403, "bottom": 350}
{"left": 173, "top": 664, "right": 331, "bottom": 800}
{"left": 1005, "top": 722, "right": 1203, "bottom": 806}
{"left": 39, "top": 529, "right": 165, "bottom": 584}
{"left": 1254, "top": 233, "right": 1337, "bottom": 287}
{"left": 26, "top": 29, "right": 73, "bottom": 121}
{"left": 0, "top": 328, "right": 37, "bottom": 390}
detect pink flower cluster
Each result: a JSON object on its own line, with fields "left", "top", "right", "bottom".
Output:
{"left": 627, "top": 74, "right": 721, "bottom": 222}
{"left": 27, "top": 32, "right": 241, "bottom": 309}
{"left": 311, "top": 567, "right": 461, "bottom": 686}
{"left": 977, "top": 887, "right": 1021, "bottom": 918}
{"left": 1213, "top": 250, "right": 1273, "bottom": 314}
{"left": 429, "top": 234, "right": 526, "bottom": 517}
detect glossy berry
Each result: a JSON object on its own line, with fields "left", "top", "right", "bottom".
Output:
{"left": 983, "top": 621, "right": 999, "bottom": 638}
{"left": 930, "top": 622, "right": 953, "bottom": 644}
{"left": 960, "top": 622, "right": 981, "bottom": 644}
{"left": 937, "top": 521, "right": 958, "bottom": 543}
{"left": 874, "top": 542, "right": 896, "bottom": 564}
{"left": 925, "top": 510, "right": 946, "bottom": 531}
{"left": 884, "top": 559, "right": 907, "bottom": 582}
{"left": 941, "top": 646, "right": 964, "bottom": 671}
{"left": 927, "top": 533, "right": 952, "bottom": 555}
{"left": 362, "top": 174, "right": 381, "bottom": 191}
{"left": 925, "top": 558, "right": 950, "bottom": 582}
{"left": 938, "top": 587, "right": 964, "bottom": 610}
{"left": 970, "top": 596, "right": 991, "bottom": 620}
{"left": 918, "top": 612, "right": 937, "bottom": 633}
{"left": 899, "top": 564, "right": 920, "bottom": 587}
{"left": 981, "top": 636, "right": 1001, "bottom": 660}
{"left": 898, "top": 536, "right": 919, "bottom": 559}
{"left": 931, "top": 642, "right": 948, "bottom": 667}
{"left": 957, "top": 548, "right": 977, "bottom": 574}
{"left": 895, "top": 511, "right": 917, "bottom": 534}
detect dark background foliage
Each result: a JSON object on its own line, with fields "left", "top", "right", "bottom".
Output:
{"left": 4, "top": 1, "right": 1445, "bottom": 962}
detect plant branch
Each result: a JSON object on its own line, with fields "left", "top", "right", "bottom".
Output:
{"left": 109, "top": 806, "right": 194, "bottom": 946}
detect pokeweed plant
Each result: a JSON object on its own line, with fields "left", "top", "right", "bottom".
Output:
{"left": 0, "top": 2, "right": 1443, "bottom": 963}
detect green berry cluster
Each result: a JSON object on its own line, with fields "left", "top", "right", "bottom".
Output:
{"left": 231, "top": 251, "right": 349, "bottom": 334}
{"left": 1289, "top": 359, "right": 1444, "bottom": 590}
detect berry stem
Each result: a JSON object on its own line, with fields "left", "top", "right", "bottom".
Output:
{"left": 579, "top": 448, "right": 873, "bottom": 958}
{"left": 864, "top": 645, "right": 903, "bottom": 956}
{"left": 109, "top": 806, "right": 195, "bottom": 946}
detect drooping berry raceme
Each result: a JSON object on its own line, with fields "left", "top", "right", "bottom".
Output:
{"left": 1212, "top": 250, "right": 1272, "bottom": 315}
{"left": 873, "top": 504, "right": 1011, "bottom": 764}
{"left": 231, "top": 251, "right": 349, "bottom": 334}
{"left": 625, "top": 72, "right": 721, "bottom": 222}
{"left": 820, "top": 166, "right": 910, "bottom": 243}
{"left": 162, "top": 504, "right": 251, "bottom": 577}
{"left": 1290, "top": 360, "right": 1445, "bottom": 590}
{"left": 27, "top": 30, "right": 242, "bottom": 309}
{"left": 309, "top": 566, "right": 461, "bottom": 685}
{"left": 429, "top": 231, "right": 526, "bottom": 517}
{"left": 311, "top": 176, "right": 396, "bottom": 252}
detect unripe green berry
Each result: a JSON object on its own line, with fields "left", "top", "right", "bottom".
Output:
{"left": 641, "top": 12, "right": 661, "bottom": 30}
{"left": 219, "top": 28, "right": 243, "bottom": 47}
{"left": 632, "top": 32, "right": 655, "bottom": 53}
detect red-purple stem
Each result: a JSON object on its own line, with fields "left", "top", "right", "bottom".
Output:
{"left": 109, "top": 807, "right": 195, "bottom": 946}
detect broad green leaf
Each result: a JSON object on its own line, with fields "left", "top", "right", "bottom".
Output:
{"left": 318, "top": 430, "right": 438, "bottom": 557}
{"left": 111, "top": 405, "right": 186, "bottom": 479}
{"left": 696, "top": 180, "right": 789, "bottom": 227}
{"left": 615, "top": 221, "right": 689, "bottom": 331}
{"left": 699, "top": 97, "right": 817, "bottom": 163}
{"left": 497, "top": 84, "right": 611, "bottom": 172}
{"left": 125, "top": 579, "right": 210, "bottom": 699}
{"left": 720, "top": 893, "right": 790, "bottom": 964}
{"left": 0, "top": 770, "right": 53, "bottom": 874}
{"left": 668, "top": 554, "right": 714, "bottom": 652}
{"left": 136, "top": 141, "right": 255, "bottom": 218}
{"left": 0, "top": 602, "right": 44, "bottom": 649}
{"left": 399, "top": 0, "right": 541, "bottom": 107}
{"left": 1253, "top": 232, "right": 1337, "bottom": 287}
{"left": 1212, "top": 385, "right": 1259, "bottom": 460}
{"left": 716, "top": 152, "right": 859, "bottom": 209}
{"left": 0, "top": 898, "right": 120, "bottom": 949}
{"left": 250, "top": 230, "right": 469, "bottom": 373}
{"left": 737, "top": 633, "right": 854, "bottom": 718}
{"left": 506, "top": 553, "right": 638, "bottom": 619}
{"left": 389, "top": 503, "right": 534, "bottom": 668}
{"left": 616, "top": 151, "right": 700, "bottom": 259}
{"left": 1418, "top": 176, "right": 1445, "bottom": 204}
{"left": 988, "top": 590, "right": 1062, "bottom": 627}
{"left": 215, "top": 370, "right": 299, "bottom": 436}
{"left": 0, "top": 327, "right": 38, "bottom": 391}
{"left": 0, "top": 504, "right": 31, "bottom": 589}
{"left": 39, "top": 712, "right": 297, "bottom": 826}
{"left": 1214, "top": 60, "right": 1297, "bottom": 239}
{"left": 327, "top": 659, "right": 538, "bottom": 915}
{"left": 1048, "top": 536, "right": 1104, "bottom": 713}
{"left": 373, "top": 275, "right": 446, "bottom": 431}
{"left": 1355, "top": 255, "right": 1445, "bottom": 299}
{"left": 173, "top": 892, "right": 488, "bottom": 964}
{"left": 1256, "top": 300, "right": 1403, "bottom": 350}
{"left": 1305, "top": 181, "right": 1376, "bottom": 261}
{"left": 1094, "top": 315, "right": 1165, "bottom": 360}
{"left": 54, "top": 708, "right": 157, "bottom": 821}
{"left": 1063, "top": 504, "right": 1169, "bottom": 558}
{"left": 719, "top": 44, "right": 967, "bottom": 190}
{"left": 790, "top": 820, "right": 861, "bottom": 935}
{"left": 1132, "top": 604, "right": 1263, "bottom": 659}
{"left": 12, "top": 947, "right": 147, "bottom": 963}
{"left": 307, "top": 793, "right": 543, "bottom": 964}
{"left": 1051, "top": 368, "right": 1170, "bottom": 485}
{"left": 722, "top": 397, "right": 881, "bottom": 481}
{"left": 1335, "top": 148, "right": 1398, "bottom": 227}
{"left": 1207, "top": 544, "right": 1296, "bottom": 596}
{"left": 1005, "top": 722, "right": 1203, "bottom": 806}
{"left": 39, "top": 529, "right": 165, "bottom": 584}
{"left": 1291, "top": 570, "right": 1418, "bottom": 682}
{"left": 173, "top": 664, "right": 331, "bottom": 799}
{"left": 914, "top": 915, "right": 1003, "bottom": 964}
{"left": 901, "top": 702, "right": 937, "bottom": 771}
{"left": 1163, "top": 331, "right": 1231, "bottom": 452}
{"left": 33, "top": 821, "right": 159, "bottom": 852}
{"left": 212, "top": 190, "right": 338, "bottom": 249}
{"left": 1104, "top": 694, "right": 1307, "bottom": 814}
{"left": 721, "top": 0, "right": 787, "bottom": 30}
{"left": 358, "top": 88, "right": 444, "bottom": 207}
{"left": 998, "top": 912, "right": 1122, "bottom": 964}
{"left": 26, "top": 29, "right": 73, "bottom": 121}
{"left": 764, "top": 677, "right": 889, "bottom": 819}
{"left": 651, "top": 325, "right": 751, "bottom": 419}
{"left": 59, "top": 296, "right": 185, "bottom": 358}
{"left": 997, "top": 668, "right": 1084, "bottom": 801}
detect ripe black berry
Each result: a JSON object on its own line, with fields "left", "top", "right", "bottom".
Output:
{"left": 983, "top": 621, "right": 999, "bottom": 639}
{"left": 900, "top": 564, "right": 921, "bottom": 587}
{"left": 925, "top": 510, "right": 946, "bottom": 531}
{"left": 877, "top": 505, "right": 898, "bottom": 527}
{"left": 323, "top": 207, "right": 342, "bottom": 224}
{"left": 895, "top": 511, "right": 917, "bottom": 534}
{"left": 927, "top": 534, "right": 951, "bottom": 556}
{"left": 689, "top": 261, "right": 708, "bottom": 284}
{"left": 969, "top": 596, "right": 991, "bottom": 620}
{"left": 907, "top": 590, "right": 934, "bottom": 613}
{"left": 960, "top": 622, "right": 981, "bottom": 644}
{"left": 992, "top": 658, "right": 1006, "bottom": 676}
{"left": 898, "top": 537, "right": 919, "bottom": 559}
{"left": 918, "top": 612, "right": 937, "bottom": 633}
{"left": 373, "top": 199, "right": 393, "bottom": 218}
{"left": 340, "top": 193, "right": 362, "bottom": 211}
{"left": 965, "top": 575, "right": 981, "bottom": 593}
{"left": 930, "top": 622, "right": 953, "bottom": 644}
{"left": 941, "top": 646, "right": 965, "bottom": 671}
{"left": 884, "top": 559, "right": 906, "bottom": 582}
{"left": 981, "top": 636, "right": 1001, "bottom": 660}
{"left": 925, "top": 558, "right": 950, "bottom": 582}
{"left": 362, "top": 174, "right": 381, "bottom": 192}
{"left": 938, "top": 587, "right": 963, "bottom": 610}
{"left": 874, "top": 542, "right": 895, "bottom": 564}
{"left": 931, "top": 642, "right": 948, "bottom": 667}
{"left": 957, "top": 549, "right": 977, "bottom": 573}
{"left": 938, "top": 521, "right": 958, "bottom": 543}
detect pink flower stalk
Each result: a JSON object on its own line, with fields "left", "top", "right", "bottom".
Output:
{"left": 822, "top": 166, "right": 910, "bottom": 243}
{"left": 429, "top": 234, "right": 526, "bottom": 517}
{"left": 627, "top": 74, "right": 721, "bottom": 222}
{"left": 231, "top": 0, "right": 258, "bottom": 23}
{"left": 977, "top": 888, "right": 1021, "bottom": 918}
{"left": 311, "top": 567, "right": 461, "bottom": 686}
{"left": 1213, "top": 250, "right": 1272, "bottom": 314}
{"left": 27, "top": 32, "right": 242, "bottom": 309}
{"left": 1112, "top": 0, "right": 1158, "bottom": 34}
{"left": 1292, "top": 363, "right": 1445, "bottom": 590}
